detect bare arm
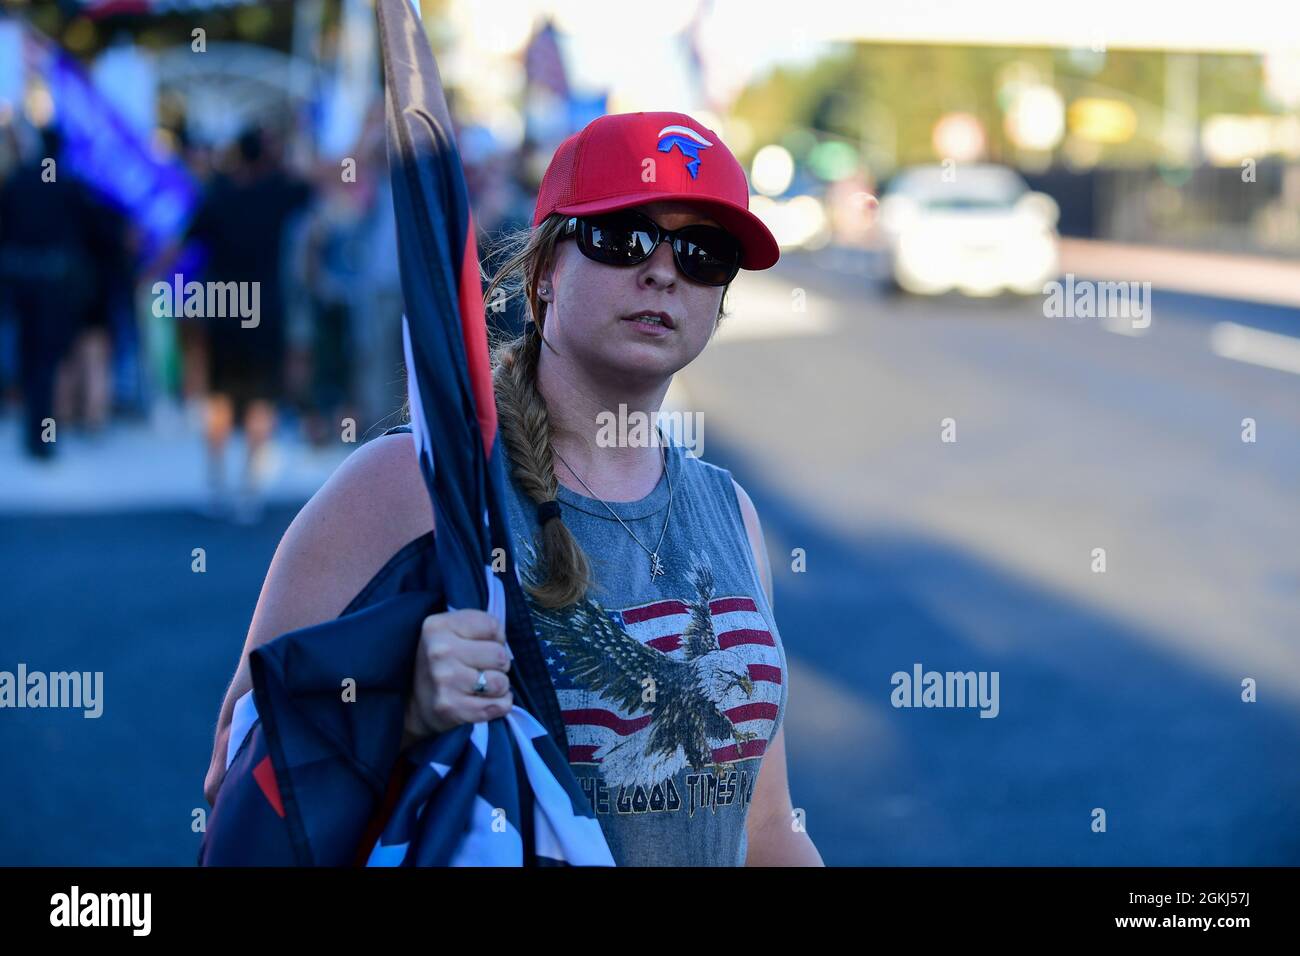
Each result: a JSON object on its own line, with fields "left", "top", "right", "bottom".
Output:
{"left": 732, "top": 479, "right": 773, "bottom": 613}
{"left": 732, "top": 479, "right": 824, "bottom": 866}
{"left": 203, "top": 432, "right": 433, "bottom": 805}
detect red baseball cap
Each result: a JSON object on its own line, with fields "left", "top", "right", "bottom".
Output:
{"left": 532, "top": 110, "right": 780, "bottom": 271}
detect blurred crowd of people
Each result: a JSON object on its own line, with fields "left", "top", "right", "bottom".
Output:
{"left": 0, "top": 103, "right": 534, "bottom": 520}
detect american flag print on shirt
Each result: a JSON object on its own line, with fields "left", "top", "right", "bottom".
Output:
{"left": 519, "top": 545, "right": 784, "bottom": 798}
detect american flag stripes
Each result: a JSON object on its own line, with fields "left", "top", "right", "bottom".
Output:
{"left": 552, "top": 596, "right": 781, "bottom": 772}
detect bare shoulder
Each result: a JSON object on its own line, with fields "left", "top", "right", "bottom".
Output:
{"left": 730, "top": 478, "right": 773, "bottom": 607}
{"left": 298, "top": 432, "right": 432, "bottom": 552}
{"left": 246, "top": 432, "right": 434, "bottom": 652}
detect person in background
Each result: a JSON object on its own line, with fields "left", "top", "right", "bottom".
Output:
{"left": 0, "top": 126, "right": 100, "bottom": 460}
{"left": 174, "top": 124, "right": 217, "bottom": 412}
{"left": 183, "top": 125, "right": 313, "bottom": 521}
{"left": 342, "top": 104, "right": 406, "bottom": 439}
{"left": 55, "top": 190, "right": 128, "bottom": 438}
{"left": 294, "top": 173, "right": 364, "bottom": 448}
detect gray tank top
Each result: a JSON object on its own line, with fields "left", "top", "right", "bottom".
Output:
{"left": 500, "top": 436, "right": 789, "bottom": 866}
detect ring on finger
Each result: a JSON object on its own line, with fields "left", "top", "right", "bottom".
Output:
{"left": 472, "top": 670, "right": 489, "bottom": 695}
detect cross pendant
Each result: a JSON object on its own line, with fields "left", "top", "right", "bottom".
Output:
{"left": 649, "top": 552, "right": 666, "bottom": 579}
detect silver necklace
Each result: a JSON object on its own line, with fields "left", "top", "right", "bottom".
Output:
{"left": 550, "top": 431, "right": 673, "bottom": 580}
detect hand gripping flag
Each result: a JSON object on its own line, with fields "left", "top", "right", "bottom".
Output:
{"left": 197, "top": 0, "right": 614, "bottom": 867}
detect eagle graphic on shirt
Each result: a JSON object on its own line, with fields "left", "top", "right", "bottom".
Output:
{"left": 516, "top": 539, "right": 780, "bottom": 792}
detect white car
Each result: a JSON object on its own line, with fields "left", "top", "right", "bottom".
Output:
{"left": 877, "top": 164, "right": 1060, "bottom": 296}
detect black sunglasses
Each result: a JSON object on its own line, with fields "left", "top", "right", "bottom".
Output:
{"left": 559, "top": 210, "right": 741, "bottom": 287}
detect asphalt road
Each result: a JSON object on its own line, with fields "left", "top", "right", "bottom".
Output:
{"left": 681, "top": 251, "right": 1300, "bottom": 864}
{"left": 1, "top": 251, "right": 1297, "bottom": 864}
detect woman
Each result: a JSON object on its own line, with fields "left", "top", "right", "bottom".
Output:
{"left": 204, "top": 111, "right": 822, "bottom": 866}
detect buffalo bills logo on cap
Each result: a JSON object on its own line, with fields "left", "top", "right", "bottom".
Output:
{"left": 656, "top": 125, "right": 713, "bottom": 179}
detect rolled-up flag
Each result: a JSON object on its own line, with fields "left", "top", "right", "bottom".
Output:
{"left": 198, "top": 0, "right": 614, "bottom": 867}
